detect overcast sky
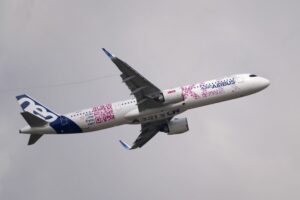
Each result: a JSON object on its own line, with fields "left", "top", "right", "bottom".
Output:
{"left": 0, "top": 0, "right": 299, "bottom": 199}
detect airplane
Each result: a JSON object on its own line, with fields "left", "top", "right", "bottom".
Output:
{"left": 17, "top": 48, "right": 270, "bottom": 149}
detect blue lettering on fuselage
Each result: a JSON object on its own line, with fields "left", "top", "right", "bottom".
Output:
{"left": 200, "top": 78, "right": 235, "bottom": 90}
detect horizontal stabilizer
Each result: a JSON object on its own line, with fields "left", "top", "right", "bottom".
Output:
{"left": 119, "top": 140, "right": 132, "bottom": 150}
{"left": 21, "top": 112, "right": 47, "bottom": 127}
{"left": 28, "top": 134, "right": 43, "bottom": 145}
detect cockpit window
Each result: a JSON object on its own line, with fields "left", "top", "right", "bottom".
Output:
{"left": 249, "top": 74, "right": 257, "bottom": 77}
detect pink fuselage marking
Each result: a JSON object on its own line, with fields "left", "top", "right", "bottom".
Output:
{"left": 182, "top": 84, "right": 201, "bottom": 100}
{"left": 92, "top": 104, "right": 115, "bottom": 124}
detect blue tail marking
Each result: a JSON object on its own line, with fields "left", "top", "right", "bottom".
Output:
{"left": 16, "top": 94, "right": 59, "bottom": 123}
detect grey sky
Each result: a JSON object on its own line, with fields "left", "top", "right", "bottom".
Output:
{"left": 0, "top": 0, "right": 299, "bottom": 199}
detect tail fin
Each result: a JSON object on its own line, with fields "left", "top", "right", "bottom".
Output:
{"left": 16, "top": 94, "right": 59, "bottom": 123}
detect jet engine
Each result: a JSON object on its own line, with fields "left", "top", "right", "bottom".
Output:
{"left": 157, "top": 88, "right": 184, "bottom": 104}
{"left": 163, "top": 118, "right": 189, "bottom": 135}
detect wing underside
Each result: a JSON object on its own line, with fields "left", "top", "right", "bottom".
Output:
{"left": 119, "top": 120, "right": 168, "bottom": 150}
{"left": 102, "top": 48, "right": 163, "bottom": 111}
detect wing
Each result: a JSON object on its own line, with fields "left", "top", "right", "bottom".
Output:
{"left": 119, "top": 120, "right": 167, "bottom": 150}
{"left": 102, "top": 48, "right": 163, "bottom": 111}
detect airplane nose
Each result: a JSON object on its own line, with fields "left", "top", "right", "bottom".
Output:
{"left": 259, "top": 77, "right": 270, "bottom": 90}
{"left": 262, "top": 78, "right": 270, "bottom": 88}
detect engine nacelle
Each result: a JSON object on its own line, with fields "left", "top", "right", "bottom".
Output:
{"left": 164, "top": 118, "right": 189, "bottom": 135}
{"left": 159, "top": 88, "right": 184, "bottom": 104}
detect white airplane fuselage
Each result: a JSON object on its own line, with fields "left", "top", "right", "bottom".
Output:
{"left": 19, "top": 73, "right": 270, "bottom": 135}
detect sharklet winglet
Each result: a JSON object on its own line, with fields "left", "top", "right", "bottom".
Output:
{"left": 102, "top": 48, "right": 115, "bottom": 59}
{"left": 119, "top": 140, "right": 132, "bottom": 150}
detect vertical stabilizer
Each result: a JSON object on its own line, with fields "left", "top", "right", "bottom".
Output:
{"left": 16, "top": 94, "right": 59, "bottom": 123}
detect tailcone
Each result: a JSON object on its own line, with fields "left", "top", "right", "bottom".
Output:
{"left": 19, "top": 126, "right": 31, "bottom": 134}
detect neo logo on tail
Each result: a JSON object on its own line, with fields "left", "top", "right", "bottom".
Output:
{"left": 16, "top": 95, "right": 58, "bottom": 123}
